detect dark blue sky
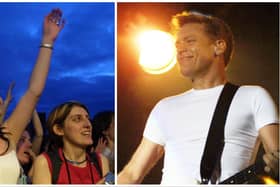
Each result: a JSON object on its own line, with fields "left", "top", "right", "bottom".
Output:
{"left": 0, "top": 2, "right": 115, "bottom": 119}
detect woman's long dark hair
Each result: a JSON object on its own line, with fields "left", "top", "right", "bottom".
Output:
{"left": 91, "top": 111, "right": 114, "bottom": 149}
{"left": 0, "top": 126, "right": 11, "bottom": 155}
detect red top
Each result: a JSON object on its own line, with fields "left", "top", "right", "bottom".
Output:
{"left": 43, "top": 148, "right": 102, "bottom": 184}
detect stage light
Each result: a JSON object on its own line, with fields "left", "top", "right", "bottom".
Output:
{"left": 137, "top": 30, "right": 176, "bottom": 74}
{"left": 261, "top": 176, "right": 277, "bottom": 184}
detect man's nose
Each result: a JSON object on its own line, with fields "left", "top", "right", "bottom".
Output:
{"left": 176, "top": 43, "right": 189, "bottom": 53}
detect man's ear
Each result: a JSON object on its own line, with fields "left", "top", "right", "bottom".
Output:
{"left": 214, "top": 39, "right": 226, "bottom": 55}
{"left": 53, "top": 124, "right": 64, "bottom": 136}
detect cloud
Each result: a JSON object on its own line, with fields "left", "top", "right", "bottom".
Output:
{"left": 0, "top": 2, "right": 115, "bottom": 119}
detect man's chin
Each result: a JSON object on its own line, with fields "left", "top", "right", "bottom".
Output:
{"left": 179, "top": 68, "right": 192, "bottom": 78}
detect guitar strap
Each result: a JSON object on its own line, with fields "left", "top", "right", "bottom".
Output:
{"left": 200, "top": 82, "right": 239, "bottom": 184}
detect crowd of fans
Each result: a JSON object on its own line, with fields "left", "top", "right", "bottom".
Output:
{"left": 0, "top": 9, "right": 115, "bottom": 184}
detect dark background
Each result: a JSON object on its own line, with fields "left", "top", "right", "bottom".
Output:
{"left": 117, "top": 3, "right": 279, "bottom": 184}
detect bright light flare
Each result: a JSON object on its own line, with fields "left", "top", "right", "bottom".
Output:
{"left": 261, "top": 176, "right": 278, "bottom": 184}
{"left": 137, "top": 30, "right": 176, "bottom": 74}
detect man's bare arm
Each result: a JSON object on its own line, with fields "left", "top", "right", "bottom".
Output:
{"left": 259, "top": 123, "right": 279, "bottom": 177}
{"left": 118, "top": 137, "right": 164, "bottom": 184}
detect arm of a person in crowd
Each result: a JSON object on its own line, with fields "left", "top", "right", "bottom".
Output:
{"left": 32, "top": 154, "right": 52, "bottom": 184}
{"left": 32, "top": 109, "right": 43, "bottom": 155}
{"left": 96, "top": 154, "right": 110, "bottom": 184}
{"left": 4, "top": 9, "right": 64, "bottom": 146}
{"left": 0, "top": 82, "right": 15, "bottom": 123}
{"left": 259, "top": 123, "right": 279, "bottom": 178}
{"left": 101, "top": 154, "right": 110, "bottom": 176}
{"left": 117, "top": 137, "right": 164, "bottom": 184}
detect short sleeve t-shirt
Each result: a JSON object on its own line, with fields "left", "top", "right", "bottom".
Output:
{"left": 143, "top": 85, "right": 278, "bottom": 185}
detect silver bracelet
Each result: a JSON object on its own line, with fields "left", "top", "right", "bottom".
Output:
{"left": 40, "top": 43, "right": 53, "bottom": 50}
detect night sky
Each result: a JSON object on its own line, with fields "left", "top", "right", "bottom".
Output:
{"left": 0, "top": 2, "right": 115, "bottom": 120}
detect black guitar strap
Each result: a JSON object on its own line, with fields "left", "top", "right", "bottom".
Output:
{"left": 200, "top": 82, "right": 239, "bottom": 184}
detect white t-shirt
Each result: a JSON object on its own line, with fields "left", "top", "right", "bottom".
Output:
{"left": 0, "top": 150, "right": 20, "bottom": 184}
{"left": 143, "top": 84, "right": 278, "bottom": 185}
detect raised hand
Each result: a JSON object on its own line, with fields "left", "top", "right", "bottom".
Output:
{"left": 42, "top": 8, "right": 65, "bottom": 44}
{"left": 27, "top": 148, "right": 37, "bottom": 161}
{"left": 95, "top": 137, "right": 108, "bottom": 153}
{"left": 5, "top": 81, "right": 15, "bottom": 105}
{"left": 5, "top": 8, "right": 65, "bottom": 147}
{"left": 0, "top": 82, "right": 15, "bottom": 123}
